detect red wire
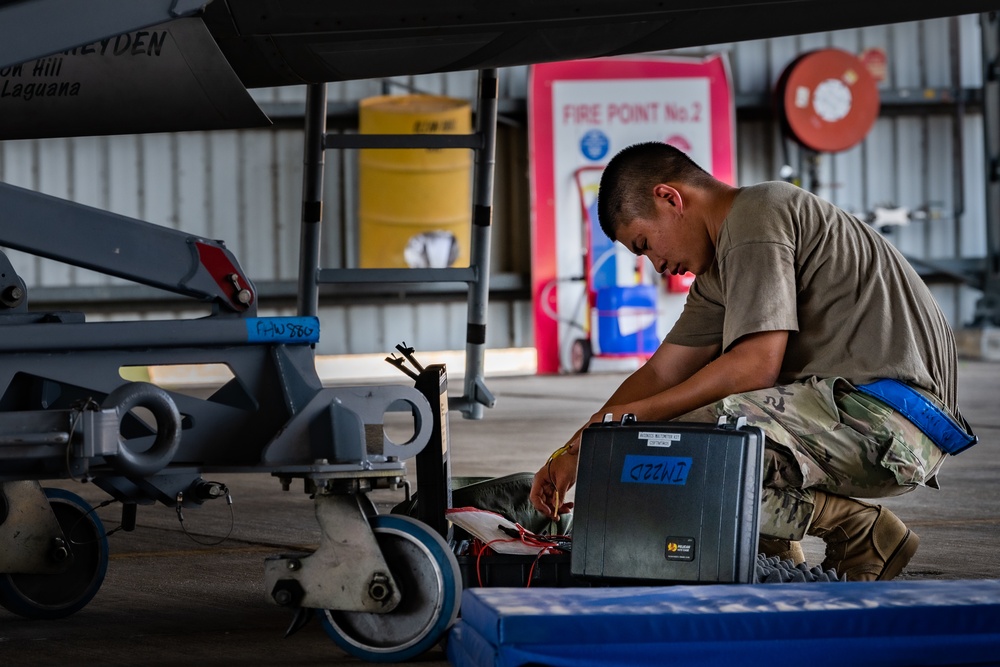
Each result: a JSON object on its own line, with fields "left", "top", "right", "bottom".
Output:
{"left": 472, "top": 527, "right": 568, "bottom": 588}
{"left": 475, "top": 538, "right": 518, "bottom": 587}
{"left": 525, "top": 546, "right": 560, "bottom": 588}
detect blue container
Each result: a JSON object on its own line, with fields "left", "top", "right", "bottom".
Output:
{"left": 588, "top": 199, "right": 618, "bottom": 292}
{"left": 595, "top": 285, "right": 659, "bottom": 356}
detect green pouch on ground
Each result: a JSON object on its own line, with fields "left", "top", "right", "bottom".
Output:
{"left": 391, "top": 471, "right": 572, "bottom": 536}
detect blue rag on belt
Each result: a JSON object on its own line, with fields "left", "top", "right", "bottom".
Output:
{"left": 855, "top": 378, "right": 977, "bottom": 455}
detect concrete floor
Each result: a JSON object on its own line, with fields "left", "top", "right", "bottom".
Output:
{"left": 2, "top": 360, "right": 999, "bottom": 666}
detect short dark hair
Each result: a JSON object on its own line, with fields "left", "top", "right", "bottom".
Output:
{"left": 597, "top": 142, "right": 715, "bottom": 241}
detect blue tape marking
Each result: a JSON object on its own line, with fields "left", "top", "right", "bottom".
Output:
{"left": 855, "top": 379, "right": 977, "bottom": 455}
{"left": 621, "top": 455, "right": 693, "bottom": 485}
{"left": 246, "top": 317, "right": 320, "bottom": 344}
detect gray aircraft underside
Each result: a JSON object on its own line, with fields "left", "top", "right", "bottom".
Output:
{"left": 1, "top": 0, "right": 999, "bottom": 139}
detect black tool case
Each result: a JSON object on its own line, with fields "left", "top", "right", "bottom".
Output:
{"left": 571, "top": 416, "right": 764, "bottom": 585}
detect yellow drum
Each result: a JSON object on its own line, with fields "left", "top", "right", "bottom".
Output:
{"left": 358, "top": 95, "right": 472, "bottom": 268}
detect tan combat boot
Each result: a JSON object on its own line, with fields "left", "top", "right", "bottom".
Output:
{"left": 758, "top": 536, "right": 805, "bottom": 565}
{"left": 807, "top": 490, "right": 918, "bottom": 581}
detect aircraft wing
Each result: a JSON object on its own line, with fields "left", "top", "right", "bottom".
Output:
{"left": 2, "top": 0, "right": 999, "bottom": 138}
{"left": 202, "top": 0, "right": 1000, "bottom": 87}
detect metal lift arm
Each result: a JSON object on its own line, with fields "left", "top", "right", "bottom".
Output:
{"left": 0, "top": 182, "right": 256, "bottom": 314}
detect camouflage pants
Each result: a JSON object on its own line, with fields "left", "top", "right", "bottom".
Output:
{"left": 677, "top": 376, "right": 947, "bottom": 540}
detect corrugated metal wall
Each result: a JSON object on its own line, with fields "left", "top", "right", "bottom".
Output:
{"left": 0, "top": 14, "right": 989, "bottom": 354}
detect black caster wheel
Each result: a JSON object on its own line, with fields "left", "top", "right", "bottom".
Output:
{"left": 318, "top": 514, "right": 461, "bottom": 662}
{"left": 0, "top": 488, "right": 109, "bottom": 619}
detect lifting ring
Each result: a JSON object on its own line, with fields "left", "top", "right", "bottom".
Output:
{"left": 101, "top": 382, "right": 182, "bottom": 477}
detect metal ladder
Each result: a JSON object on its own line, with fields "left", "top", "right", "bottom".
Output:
{"left": 296, "top": 69, "right": 499, "bottom": 419}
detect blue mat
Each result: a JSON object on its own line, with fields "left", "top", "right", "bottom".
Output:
{"left": 447, "top": 580, "right": 1000, "bottom": 667}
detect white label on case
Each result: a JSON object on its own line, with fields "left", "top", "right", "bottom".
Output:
{"left": 639, "top": 431, "right": 680, "bottom": 447}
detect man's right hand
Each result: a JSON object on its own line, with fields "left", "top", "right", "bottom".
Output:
{"left": 529, "top": 437, "right": 580, "bottom": 520}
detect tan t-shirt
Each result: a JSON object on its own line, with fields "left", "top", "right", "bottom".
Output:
{"left": 665, "top": 181, "right": 960, "bottom": 415}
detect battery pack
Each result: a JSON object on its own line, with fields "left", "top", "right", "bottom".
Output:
{"left": 571, "top": 416, "right": 764, "bottom": 584}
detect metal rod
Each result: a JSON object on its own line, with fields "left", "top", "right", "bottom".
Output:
{"left": 322, "top": 133, "right": 482, "bottom": 150}
{"left": 318, "top": 267, "right": 477, "bottom": 284}
{"left": 385, "top": 355, "right": 420, "bottom": 380}
{"left": 976, "top": 11, "right": 1000, "bottom": 324}
{"left": 951, "top": 16, "right": 967, "bottom": 324}
{"left": 0, "top": 434, "right": 69, "bottom": 446}
{"left": 460, "top": 69, "right": 499, "bottom": 420}
{"left": 984, "top": 12, "right": 1000, "bottom": 283}
{"left": 0, "top": 318, "right": 317, "bottom": 352}
{"left": 950, "top": 17, "right": 966, "bottom": 228}
{"left": 0, "top": 182, "right": 254, "bottom": 312}
{"left": 395, "top": 343, "right": 425, "bottom": 373}
{"left": 297, "top": 83, "right": 328, "bottom": 318}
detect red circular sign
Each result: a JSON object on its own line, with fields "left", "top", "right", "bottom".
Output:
{"left": 777, "top": 48, "right": 880, "bottom": 153}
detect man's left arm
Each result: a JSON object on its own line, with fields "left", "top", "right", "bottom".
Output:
{"left": 598, "top": 329, "right": 789, "bottom": 423}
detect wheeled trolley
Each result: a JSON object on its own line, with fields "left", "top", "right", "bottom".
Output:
{"left": 0, "top": 49, "right": 500, "bottom": 667}
{"left": 564, "top": 166, "right": 660, "bottom": 373}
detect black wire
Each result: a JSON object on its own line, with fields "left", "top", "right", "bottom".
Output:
{"left": 65, "top": 486, "right": 236, "bottom": 548}
{"left": 66, "top": 498, "right": 122, "bottom": 545}
{"left": 175, "top": 484, "right": 235, "bottom": 547}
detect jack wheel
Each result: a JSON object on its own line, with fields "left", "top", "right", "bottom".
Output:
{"left": 570, "top": 338, "right": 592, "bottom": 373}
{"left": 0, "top": 488, "right": 109, "bottom": 619}
{"left": 318, "top": 514, "right": 461, "bottom": 662}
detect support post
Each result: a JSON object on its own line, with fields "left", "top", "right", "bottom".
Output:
{"left": 458, "top": 69, "right": 499, "bottom": 420}
{"left": 975, "top": 12, "right": 1000, "bottom": 324}
{"left": 414, "top": 364, "right": 452, "bottom": 540}
{"left": 298, "top": 83, "right": 328, "bottom": 319}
